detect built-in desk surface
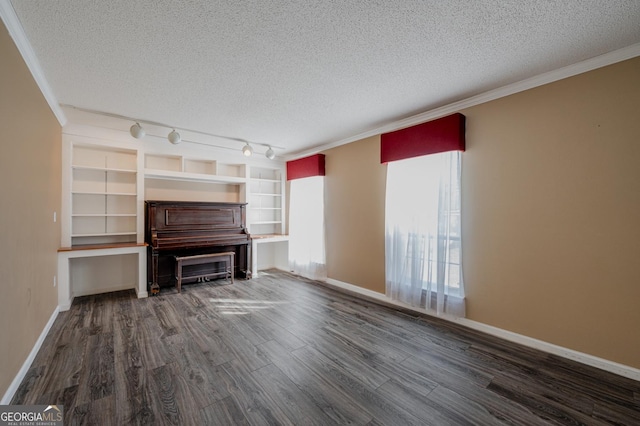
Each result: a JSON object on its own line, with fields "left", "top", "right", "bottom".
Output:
{"left": 251, "top": 234, "right": 289, "bottom": 277}
{"left": 57, "top": 243, "right": 147, "bottom": 310}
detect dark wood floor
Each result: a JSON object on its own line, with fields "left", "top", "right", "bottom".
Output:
{"left": 12, "top": 270, "right": 640, "bottom": 425}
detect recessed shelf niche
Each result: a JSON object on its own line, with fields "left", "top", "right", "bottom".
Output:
{"left": 248, "top": 166, "right": 285, "bottom": 235}
{"left": 70, "top": 144, "right": 138, "bottom": 246}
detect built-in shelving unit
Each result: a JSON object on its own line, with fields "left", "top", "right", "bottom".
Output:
{"left": 142, "top": 155, "right": 287, "bottom": 232}
{"left": 248, "top": 166, "right": 285, "bottom": 235}
{"left": 59, "top": 131, "right": 289, "bottom": 306}
{"left": 63, "top": 138, "right": 289, "bottom": 242}
{"left": 144, "top": 153, "right": 247, "bottom": 184}
{"left": 67, "top": 144, "right": 140, "bottom": 246}
{"left": 59, "top": 136, "right": 147, "bottom": 310}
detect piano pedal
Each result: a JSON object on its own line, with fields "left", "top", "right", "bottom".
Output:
{"left": 150, "top": 283, "right": 160, "bottom": 296}
{"left": 204, "top": 277, "right": 210, "bottom": 282}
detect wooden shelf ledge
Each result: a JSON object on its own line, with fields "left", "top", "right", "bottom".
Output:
{"left": 58, "top": 242, "right": 147, "bottom": 252}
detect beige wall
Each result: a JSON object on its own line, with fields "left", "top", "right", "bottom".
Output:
{"left": 0, "top": 21, "right": 62, "bottom": 397}
{"left": 323, "top": 57, "right": 640, "bottom": 368}
{"left": 324, "top": 136, "right": 386, "bottom": 294}
{"left": 461, "top": 57, "right": 640, "bottom": 368}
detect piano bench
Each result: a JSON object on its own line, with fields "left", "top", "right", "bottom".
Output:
{"left": 174, "top": 252, "right": 235, "bottom": 293}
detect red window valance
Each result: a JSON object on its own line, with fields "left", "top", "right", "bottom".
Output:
{"left": 380, "top": 113, "right": 465, "bottom": 163}
{"left": 286, "top": 154, "right": 325, "bottom": 180}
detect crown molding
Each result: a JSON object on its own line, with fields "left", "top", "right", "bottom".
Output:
{"left": 287, "top": 42, "right": 640, "bottom": 160}
{"left": 2, "top": 0, "right": 638, "bottom": 154}
{"left": 0, "top": 0, "right": 67, "bottom": 126}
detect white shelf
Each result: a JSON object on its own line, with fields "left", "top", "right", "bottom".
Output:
{"left": 71, "top": 232, "right": 137, "bottom": 237}
{"left": 184, "top": 158, "right": 216, "bottom": 175}
{"left": 64, "top": 141, "right": 141, "bottom": 247}
{"left": 72, "top": 191, "right": 137, "bottom": 196}
{"left": 72, "top": 165, "right": 137, "bottom": 173}
{"left": 144, "top": 153, "right": 247, "bottom": 185}
{"left": 250, "top": 167, "right": 281, "bottom": 180}
{"left": 251, "top": 178, "right": 281, "bottom": 183}
{"left": 72, "top": 144, "right": 137, "bottom": 171}
{"left": 144, "top": 169, "right": 246, "bottom": 184}
{"left": 248, "top": 165, "right": 285, "bottom": 236}
{"left": 72, "top": 213, "right": 137, "bottom": 217}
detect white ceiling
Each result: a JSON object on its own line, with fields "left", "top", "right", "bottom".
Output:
{"left": 8, "top": 0, "right": 640, "bottom": 156}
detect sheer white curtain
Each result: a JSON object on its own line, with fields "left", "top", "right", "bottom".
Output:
{"left": 288, "top": 176, "right": 327, "bottom": 280}
{"left": 385, "top": 152, "right": 465, "bottom": 317}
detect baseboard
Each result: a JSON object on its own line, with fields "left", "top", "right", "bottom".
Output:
{"left": 324, "top": 278, "right": 640, "bottom": 382}
{"left": 1, "top": 306, "right": 60, "bottom": 404}
{"left": 58, "top": 299, "right": 73, "bottom": 312}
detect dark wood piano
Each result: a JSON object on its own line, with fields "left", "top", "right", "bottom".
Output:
{"left": 145, "top": 200, "right": 251, "bottom": 292}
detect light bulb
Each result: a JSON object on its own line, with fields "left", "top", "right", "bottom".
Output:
{"left": 242, "top": 143, "right": 253, "bottom": 156}
{"left": 130, "top": 122, "right": 145, "bottom": 139}
{"left": 168, "top": 129, "right": 181, "bottom": 144}
{"left": 265, "top": 146, "right": 275, "bottom": 160}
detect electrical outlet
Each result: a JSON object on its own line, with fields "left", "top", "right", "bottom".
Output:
{"left": 53, "top": 211, "right": 57, "bottom": 222}
{"left": 53, "top": 275, "right": 57, "bottom": 287}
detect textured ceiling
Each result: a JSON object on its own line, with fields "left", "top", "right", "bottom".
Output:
{"left": 9, "top": 0, "right": 640, "bottom": 155}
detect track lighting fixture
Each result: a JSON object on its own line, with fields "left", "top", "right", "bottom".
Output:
{"left": 129, "top": 122, "right": 145, "bottom": 139}
{"left": 67, "top": 105, "right": 288, "bottom": 155}
{"left": 168, "top": 129, "right": 181, "bottom": 145}
{"left": 123, "top": 114, "right": 280, "bottom": 156}
{"left": 265, "top": 146, "right": 275, "bottom": 160}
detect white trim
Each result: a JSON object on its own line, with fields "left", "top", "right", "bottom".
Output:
{"left": 324, "top": 277, "right": 640, "bottom": 382}
{"left": 57, "top": 245, "right": 148, "bottom": 311}
{"left": 0, "top": 0, "right": 67, "bottom": 126}
{"left": 251, "top": 235, "right": 290, "bottom": 277}
{"left": 1, "top": 306, "right": 59, "bottom": 404}
{"left": 288, "top": 43, "right": 640, "bottom": 160}
{"left": 325, "top": 277, "right": 390, "bottom": 303}
{"left": 3, "top": 0, "right": 637, "bottom": 156}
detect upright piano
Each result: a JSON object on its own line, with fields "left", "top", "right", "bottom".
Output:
{"left": 145, "top": 200, "right": 251, "bottom": 291}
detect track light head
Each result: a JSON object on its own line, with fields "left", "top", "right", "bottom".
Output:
{"left": 265, "top": 146, "right": 275, "bottom": 160}
{"left": 168, "top": 129, "right": 181, "bottom": 144}
{"left": 130, "top": 122, "right": 145, "bottom": 139}
{"left": 242, "top": 143, "right": 253, "bottom": 156}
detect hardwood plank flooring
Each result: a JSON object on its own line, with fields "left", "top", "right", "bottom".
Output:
{"left": 11, "top": 270, "right": 640, "bottom": 425}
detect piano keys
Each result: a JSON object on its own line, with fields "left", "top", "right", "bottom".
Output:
{"left": 145, "top": 200, "right": 251, "bottom": 291}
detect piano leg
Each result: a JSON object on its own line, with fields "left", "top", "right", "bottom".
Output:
{"left": 151, "top": 251, "right": 160, "bottom": 295}
{"left": 241, "top": 243, "right": 252, "bottom": 279}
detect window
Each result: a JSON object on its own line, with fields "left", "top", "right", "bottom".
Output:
{"left": 385, "top": 151, "right": 465, "bottom": 316}
{"left": 288, "top": 176, "right": 326, "bottom": 280}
